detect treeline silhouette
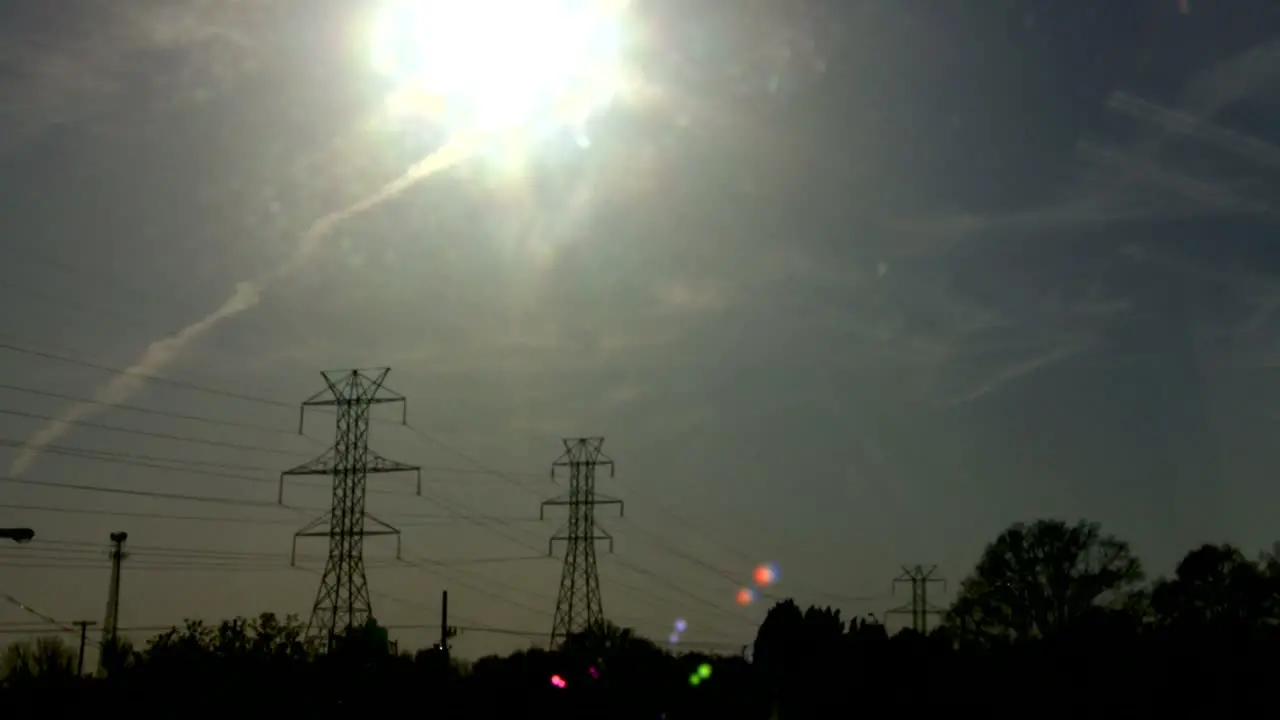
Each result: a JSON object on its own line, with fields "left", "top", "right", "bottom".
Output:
{"left": 4, "top": 518, "right": 1279, "bottom": 718}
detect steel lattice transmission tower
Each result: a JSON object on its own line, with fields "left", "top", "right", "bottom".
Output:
{"left": 277, "top": 368, "right": 420, "bottom": 649}
{"left": 886, "top": 564, "right": 947, "bottom": 634}
{"left": 540, "top": 437, "right": 623, "bottom": 647}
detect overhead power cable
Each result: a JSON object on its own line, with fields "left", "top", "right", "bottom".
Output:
{"left": 0, "top": 382, "right": 304, "bottom": 438}
{"left": 0, "top": 341, "right": 294, "bottom": 408}
{"left": 0, "top": 408, "right": 305, "bottom": 458}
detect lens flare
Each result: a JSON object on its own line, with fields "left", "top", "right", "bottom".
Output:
{"left": 550, "top": 674, "right": 567, "bottom": 688}
{"left": 736, "top": 587, "right": 757, "bottom": 606}
{"left": 753, "top": 562, "right": 779, "bottom": 587}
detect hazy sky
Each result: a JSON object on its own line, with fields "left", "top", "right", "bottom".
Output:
{"left": 1, "top": 0, "right": 1279, "bottom": 662}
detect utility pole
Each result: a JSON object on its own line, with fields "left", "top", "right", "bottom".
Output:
{"left": 540, "top": 437, "right": 623, "bottom": 647}
{"left": 438, "top": 590, "right": 456, "bottom": 659}
{"left": 278, "top": 368, "right": 420, "bottom": 651}
{"left": 72, "top": 620, "right": 96, "bottom": 675}
{"left": 886, "top": 564, "right": 946, "bottom": 634}
{"left": 97, "top": 531, "right": 128, "bottom": 676}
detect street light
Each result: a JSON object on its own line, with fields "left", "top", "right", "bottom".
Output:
{"left": 0, "top": 528, "right": 34, "bottom": 544}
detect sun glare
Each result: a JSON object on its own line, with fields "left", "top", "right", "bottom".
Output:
{"left": 371, "top": 0, "right": 629, "bottom": 132}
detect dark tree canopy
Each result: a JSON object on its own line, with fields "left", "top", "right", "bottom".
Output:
{"left": 945, "top": 519, "right": 1144, "bottom": 642}
{"left": 5, "top": 517, "right": 1280, "bottom": 718}
{"left": 1151, "top": 543, "right": 1279, "bottom": 630}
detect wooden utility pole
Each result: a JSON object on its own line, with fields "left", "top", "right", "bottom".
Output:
{"left": 72, "top": 620, "right": 96, "bottom": 675}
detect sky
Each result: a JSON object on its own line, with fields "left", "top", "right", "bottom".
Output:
{"left": 1, "top": 0, "right": 1279, "bottom": 663}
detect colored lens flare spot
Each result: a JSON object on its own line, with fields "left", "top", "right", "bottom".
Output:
{"left": 588, "top": 667, "right": 599, "bottom": 679}
{"left": 550, "top": 674, "right": 567, "bottom": 688}
{"left": 674, "top": 618, "right": 688, "bottom": 633}
{"left": 668, "top": 631, "right": 681, "bottom": 645}
{"left": 697, "top": 662, "right": 712, "bottom": 679}
{"left": 753, "top": 562, "right": 779, "bottom": 587}
{"left": 736, "top": 587, "right": 757, "bottom": 606}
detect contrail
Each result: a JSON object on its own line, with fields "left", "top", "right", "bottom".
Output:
{"left": 1107, "top": 92, "right": 1280, "bottom": 171}
{"left": 9, "top": 135, "right": 477, "bottom": 477}
{"left": 941, "top": 341, "right": 1087, "bottom": 409}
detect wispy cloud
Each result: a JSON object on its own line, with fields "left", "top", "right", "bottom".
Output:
{"left": 9, "top": 137, "right": 477, "bottom": 476}
{"left": 890, "top": 37, "right": 1280, "bottom": 242}
{"left": 941, "top": 340, "right": 1090, "bottom": 409}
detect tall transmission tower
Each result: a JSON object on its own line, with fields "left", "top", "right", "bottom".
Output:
{"left": 540, "top": 437, "right": 622, "bottom": 647}
{"left": 278, "top": 368, "right": 420, "bottom": 649}
{"left": 886, "top": 564, "right": 946, "bottom": 634}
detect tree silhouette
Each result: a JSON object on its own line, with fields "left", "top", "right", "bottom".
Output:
{"left": 946, "top": 519, "right": 1143, "bottom": 642}
{"left": 1152, "top": 543, "right": 1278, "bottom": 630}
{"left": 1, "top": 636, "right": 76, "bottom": 684}
{"left": 9, "top": 515, "right": 1280, "bottom": 717}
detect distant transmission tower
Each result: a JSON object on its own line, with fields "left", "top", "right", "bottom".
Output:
{"left": 886, "top": 564, "right": 946, "bottom": 634}
{"left": 278, "top": 368, "right": 420, "bottom": 649}
{"left": 540, "top": 437, "right": 623, "bottom": 647}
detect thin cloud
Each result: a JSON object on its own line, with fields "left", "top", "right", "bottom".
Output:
{"left": 941, "top": 341, "right": 1090, "bottom": 409}
{"left": 1108, "top": 92, "right": 1280, "bottom": 171}
{"left": 892, "top": 37, "right": 1280, "bottom": 242}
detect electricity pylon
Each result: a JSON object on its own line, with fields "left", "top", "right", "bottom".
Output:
{"left": 278, "top": 368, "right": 420, "bottom": 650}
{"left": 540, "top": 437, "right": 622, "bottom": 647}
{"left": 886, "top": 564, "right": 946, "bottom": 634}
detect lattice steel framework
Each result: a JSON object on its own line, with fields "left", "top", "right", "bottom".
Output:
{"left": 277, "top": 368, "right": 420, "bottom": 649}
{"left": 886, "top": 564, "right": 947, "bottom": 634}
{"left": 541, "top": 437, "right": 622, "bottom": 646}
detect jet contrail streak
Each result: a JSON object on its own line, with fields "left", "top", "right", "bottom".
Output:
{"left": 942, "top": 342, "right": 1087, "bottom": 409}
{"left": 1108, "top": 92, "right": 1280, "bottom": 171}
{"left": 8, "top": 135, "right": 477, "bottom": 477}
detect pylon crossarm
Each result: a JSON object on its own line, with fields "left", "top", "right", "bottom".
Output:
{"left": 293, "top": 513, "right": 330, "bottom": 538}
{"left": 290, "top": 509, "right": 330, "bottom": 566}
{"left": 540, "top": 495, "right": 572, "bottom": 519}
{"left": 363, "top": 512, "right": 401, "bottom": 537}
{"left": 594, "top": 496, "right": 624, "bottom": 517}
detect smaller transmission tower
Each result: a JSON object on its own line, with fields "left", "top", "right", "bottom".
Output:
{"left": 541, "top": 437, "right": 622, "bottom": 647}
{"left": 278, "top": 368, "right": 420, "bottom": 650}
{"left": 886, "top": 564, "right": 946, "bottom": 634}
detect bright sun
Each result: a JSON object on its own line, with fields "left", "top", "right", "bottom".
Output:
{"left": 371, "top": 0, "right": 630, "bottom": 132}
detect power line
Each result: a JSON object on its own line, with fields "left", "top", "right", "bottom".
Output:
{"left": 0, "top": 408, "right": 305, "bottom": 458}
{"left": 0, "top": 382, "right": 305, "bottom": 438}
{"left": 0, "top": 340, "right": 294, "bottom": 408}
{"left": 0, "top": 619, "right": 746, "bottom": 650}
{"left": 0, "top": 436, "right": 424, "bottom": 500}
{"left": 0, "top": 474, "right": 284, "bottom": 509}
{"left": 0, "top": 501, "right": 540, "bottom": 527}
